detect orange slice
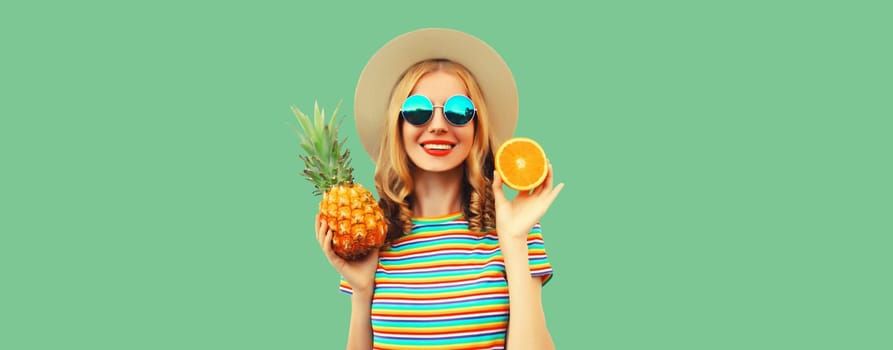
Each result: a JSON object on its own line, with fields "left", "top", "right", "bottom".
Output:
{"left": 495, "top": 137, "right": 548, "bottom": 191}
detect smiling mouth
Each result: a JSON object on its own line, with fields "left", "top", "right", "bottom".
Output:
{"left": 422, "top": 144, "right": 454, "bottom": 150}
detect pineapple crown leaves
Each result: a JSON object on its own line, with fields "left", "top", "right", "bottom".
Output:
{"left": 290, "top": 100, "right": 355, "bottom": 196}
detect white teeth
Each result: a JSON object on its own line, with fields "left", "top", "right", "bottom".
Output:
{"left": 423, "top": 144, "right": 453, "bottom": 150}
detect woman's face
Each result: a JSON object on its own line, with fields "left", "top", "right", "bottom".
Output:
{"left": 401, "top": 71, "right": 475, "bottom": 173}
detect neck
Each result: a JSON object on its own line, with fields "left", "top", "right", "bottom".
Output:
{"left": 410, "top": 165, "right": 465, "bottom": 218}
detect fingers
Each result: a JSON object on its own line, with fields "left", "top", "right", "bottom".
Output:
{"left": 546, "top": 162, "right": 564, "bottom": 202}
{"left": 315, "top": 214, "right": 349, "bottom": 273}
{"left": 494, "top": 165, "right": 563, "bottom": 204}
{"left": 313, "top": 213, "right": 322, "bottom": 243}
{"left": 321, "top": 228, "right": 333, "bottom": 255}
{"left": 321, "top": 227, "right": 342, "bottom": 264}
{"left": 529, "top": 161, "right": 553, "bottom": 197}
{"left": 492, "top": 170, "right": 505, "bottom": 198}
{"left": 546, "top": 162, "right": 554, "bottom": 190}
{"left": 551, "top": 182, "right": 565, "bottom": 202}
{"left": 533, "top": 162, "right": 564, "bottom": 204}
{"left": 316, "top": 216, "right": 328, "bottom": 245}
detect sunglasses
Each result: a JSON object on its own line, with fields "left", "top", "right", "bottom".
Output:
{"left": 400, "top": 94, "right": 477, "bottom": 126}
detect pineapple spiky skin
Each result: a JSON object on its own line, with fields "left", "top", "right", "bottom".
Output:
{"left": 292, "top": 100, "right": 388, "bottom": 260}
{"left": 319, "top": 183, "right": 387, "bottom": 260}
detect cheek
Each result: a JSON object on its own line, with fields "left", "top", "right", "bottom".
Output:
{"left": 459, "top": 127, "right": 476, "bottom": 145}
{"left": 400, "top": 124, "right": 412, "bottom": 143}
{"left": 455, "top": 128, "right": 476, "bottom": 159}
{"left": 401, "top": 124, "right": 417, "bottom": 149}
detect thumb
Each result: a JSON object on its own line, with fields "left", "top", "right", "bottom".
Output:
{"left": 492, "top": 170, "right": 506, "bottom": 199}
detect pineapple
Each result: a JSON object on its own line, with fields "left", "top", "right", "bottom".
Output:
{"left": 291, "top": 100, "right": 387, "bottom": 260}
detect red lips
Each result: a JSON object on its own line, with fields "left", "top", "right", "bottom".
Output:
{"left": 420, "top": 140, "right": 455, "bottom": 157}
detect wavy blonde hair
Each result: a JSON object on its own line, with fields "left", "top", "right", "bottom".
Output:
{"left": 375, "top": 59, "right": 497, "bottom": 242}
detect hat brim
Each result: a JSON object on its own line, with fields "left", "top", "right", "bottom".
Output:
{"left": 354, "top": 28, "right": 518, "bottom": 161}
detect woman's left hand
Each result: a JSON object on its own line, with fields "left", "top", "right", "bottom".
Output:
{"left": 492, "top": 162, "right": 565, "bottom": 242}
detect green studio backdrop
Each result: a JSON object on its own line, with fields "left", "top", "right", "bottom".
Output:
{"left": 2, "top": 0, "right": 890, "bottom": 349}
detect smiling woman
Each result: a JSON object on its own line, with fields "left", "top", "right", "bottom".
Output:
{"left": 401, "top": 69, "right": 477, "bottom": 174}
{"left": 311, "top": 28, "right": 564, "bottom": 350}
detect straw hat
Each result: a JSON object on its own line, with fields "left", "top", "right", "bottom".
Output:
{"left": 354, "top": 28, "right": 519, "bottom": 161}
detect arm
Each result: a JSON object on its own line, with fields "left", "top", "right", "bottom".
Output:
{"left": 315, "top": 215, "right": 378, "bottom": 350}
{"left": 491, "top": 165, "right": 564, "bottom": 350}
{"left": 346, "top": 290, "right": 374, "bottom": 350}
{"left": 500, "top": 235, "right": 555, "bottom": 350}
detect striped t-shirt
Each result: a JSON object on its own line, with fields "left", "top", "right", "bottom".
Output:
{"left": 339, "top": 211, "right": 553, "bottom": 349}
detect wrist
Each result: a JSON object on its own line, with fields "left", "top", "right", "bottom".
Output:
{"left": 496, "top": 221, "right": 534, "bottom": 240}
{"left": 499, "top": 239, "right": 529, "bottom": 266}
{"left": 498, "top": 234, "right": 527, "bottom": 250}
{"left": 351, "top": 287, "right": 374, "bottom": 300}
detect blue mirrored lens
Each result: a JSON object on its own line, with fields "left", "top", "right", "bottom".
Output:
{"left": 400, "top": 95, "right": 433, "bottom": 125}
{"left": 444, "top": 95, "right": 476, "bottom": 125}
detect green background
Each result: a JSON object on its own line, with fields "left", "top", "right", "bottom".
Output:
{"left": 2, "top": 0, "right": 890, "bottom": 349}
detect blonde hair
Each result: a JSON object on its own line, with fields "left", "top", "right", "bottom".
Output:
{"left": 375, "top": 59, "right": 497, "bottom": 242}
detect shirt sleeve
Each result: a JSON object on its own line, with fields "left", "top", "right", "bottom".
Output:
{"left": 339, "top": 276, "right": 353, "bottom": 295}
{"left": 528, "top": 223, "right": 554, "bottom": 286}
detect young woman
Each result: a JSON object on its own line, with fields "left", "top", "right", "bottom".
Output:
{"left": 314, "top": 28, "right": 564, "bottom": 350}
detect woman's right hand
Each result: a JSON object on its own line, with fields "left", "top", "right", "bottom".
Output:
{"left": 315, "top": 214, "right": 379, "bottom": 295}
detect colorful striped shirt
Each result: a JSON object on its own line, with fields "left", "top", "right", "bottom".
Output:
{"left": 339, "top": 211, "right": 553, "bottom": 349}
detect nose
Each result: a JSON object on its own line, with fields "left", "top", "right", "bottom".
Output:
{"left": 427, "top": 106, "right": 449, "bottom": 134}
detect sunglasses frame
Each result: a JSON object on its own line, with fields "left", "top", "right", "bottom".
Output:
{"left": 400, "top": 94, "right": 477, "bottom": 127}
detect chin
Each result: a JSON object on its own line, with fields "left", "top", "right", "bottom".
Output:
{"left": 415, "top": 163, "right": 463, "bottom": 173}
{"left": 409, "top": 155, "right": 464, "bottom": 173}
